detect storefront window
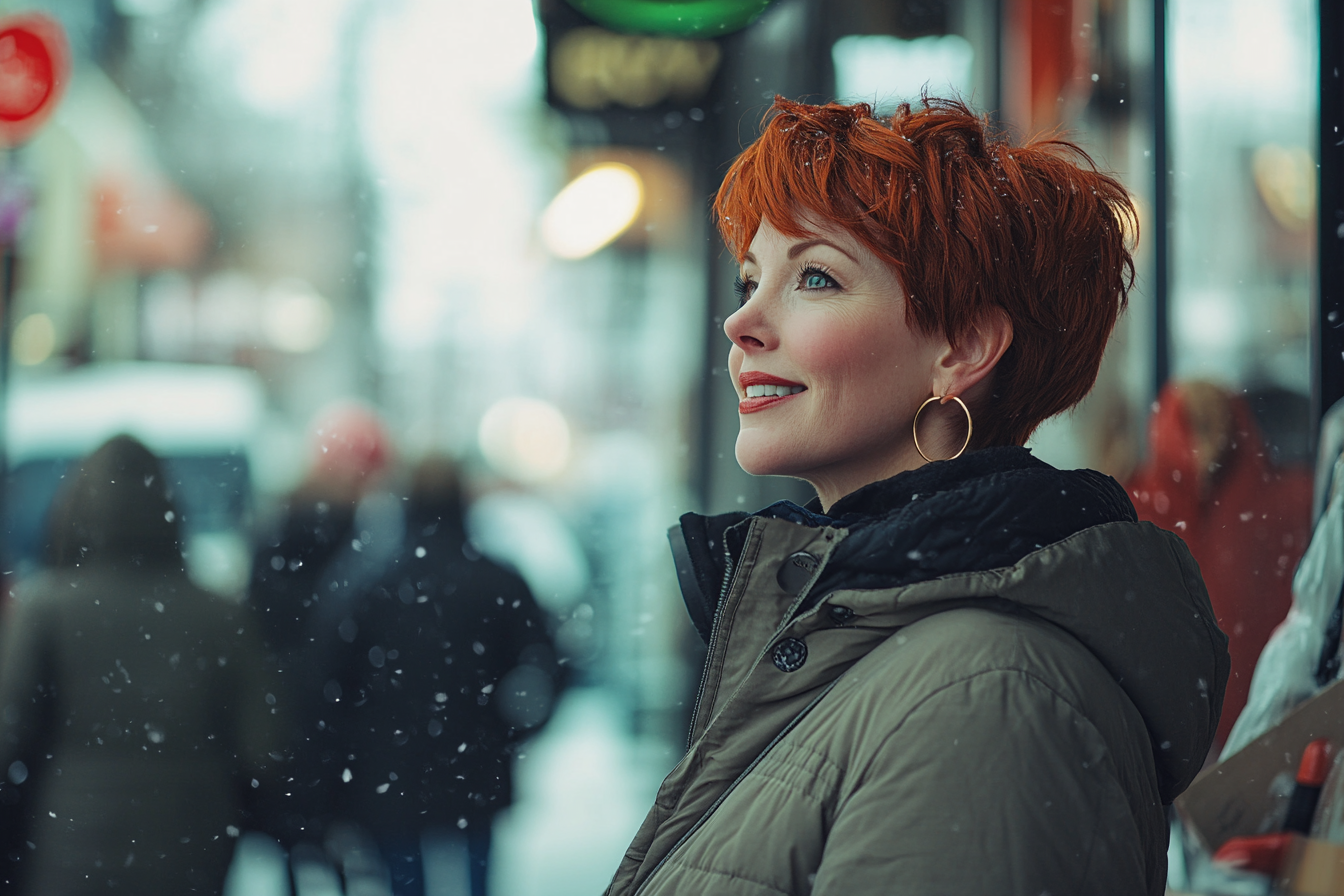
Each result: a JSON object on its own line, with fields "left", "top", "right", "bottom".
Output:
{"left": 1169, "top": 0, "right": 1317, "bottom": 461}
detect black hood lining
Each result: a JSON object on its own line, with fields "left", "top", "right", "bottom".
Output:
{"left": 676, "top": 447, "right": 1138, "bottom": 636}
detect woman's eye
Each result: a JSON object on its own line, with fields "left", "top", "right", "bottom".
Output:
{"left": 733, "top": 275, "right": 756, "bottom": 307}
{"left": 801, "top": 269, "right": 837, "bottom": 290}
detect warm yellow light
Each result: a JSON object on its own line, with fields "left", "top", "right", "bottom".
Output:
{"left": 478, "top": 397, "right": 572, "bottom": 483}
{"left": 1253, "top": 144, "right": 1315, "bottom": 232}
{"left": 13, "top": 313, "right": 55, "bottom": 366}
{"left": 541, "top": 162, "right": 644, "bottom": 260}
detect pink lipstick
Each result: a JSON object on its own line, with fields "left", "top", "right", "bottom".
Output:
{"left": 738, "top": 371, "right": 806, "bottom": 414}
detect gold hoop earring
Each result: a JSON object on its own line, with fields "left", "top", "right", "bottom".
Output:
{"left": 912, "top": 395, "right": 973, "bottom": 463}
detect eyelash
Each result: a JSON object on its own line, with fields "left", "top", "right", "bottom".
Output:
{"left": 733, "top": 275, "right": 755, "bottom": 308}
{"left": 733, "top": 265, "right": 841, "bottom": 309}
{"left": 798, "top": 264, "right": 840, "bottom": 291}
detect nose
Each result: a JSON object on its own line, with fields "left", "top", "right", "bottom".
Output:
{"left": 724, "top": 297, "right": 769, "bottom": 351}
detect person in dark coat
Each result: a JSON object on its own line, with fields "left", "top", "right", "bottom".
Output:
{"left": 250, "top": 402, "right": 395, "bottom": 668}
{"left": 0, "top": 435, "right": 279, "bottom": 895}
{"left": 247, "top": 402, "right": 395, "bottom": 844}
{"left": 330, "top": 456, "right": 560, "bottom": 896}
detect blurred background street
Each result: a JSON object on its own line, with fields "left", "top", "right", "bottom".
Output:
{"left": 0, "top": 0, "right": 1334, "bottom": 893}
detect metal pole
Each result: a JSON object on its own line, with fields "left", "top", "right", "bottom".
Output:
{"left": 1152, "top": 0, "right": 1170, "bottom": 396}
{"left": 0, "top": 149, "right": 20, "bottom": 580}
{"left": 1316, "top": 0, "right": 1344, "bottom": 432}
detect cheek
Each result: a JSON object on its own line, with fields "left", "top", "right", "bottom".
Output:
{"left": 796, "top": 319, "right": 907, "bottom": 393}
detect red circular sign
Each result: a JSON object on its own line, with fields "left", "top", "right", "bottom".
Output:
{"left": 0, "top": 13, "right": 68, "bottom": 146}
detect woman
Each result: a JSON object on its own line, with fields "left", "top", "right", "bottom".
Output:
{"left": 0, "top": 436, "right": 279, "bottom": 895}
{"left": 606, "top": 98, "right": 1229, "bottom": 895}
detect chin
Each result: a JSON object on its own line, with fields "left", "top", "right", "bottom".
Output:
{"left": 734, "top": 430, "right": 804, "bottom": 478}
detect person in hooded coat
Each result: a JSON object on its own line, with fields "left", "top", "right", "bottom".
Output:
{"left": 0, "top": 435, "right": 278, "bottom": 895}
{"left": 1126, "top": 380, "right": 1312, "bottom": 747}
{"left": 606, "top": 97, "right": 1229, "bottom": 896}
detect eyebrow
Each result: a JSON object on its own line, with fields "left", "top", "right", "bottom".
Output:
{"left": 740, "top": 238, "right": 858, "bottom": 267}
{"left": 787, "top": 238, "right": 857, "bottom": 262}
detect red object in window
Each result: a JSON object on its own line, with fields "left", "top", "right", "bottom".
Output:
{"left": 1001, "top": 0, "right": 1095, "bottom": 134}
{"left": 0, "top": 13, "right": 69, "bottom": 147}
{"left": 1126, "top": 382, "right": 1313, "bottom": 748}
{"left": 1213, "top": 832, "right": 1297, "bottom": 875}
{"left": 1300, "top": 739, "right": 1335, "bottom": 787}
{"left": 1284, "top": 739, "right": 1334, "bottom": 834}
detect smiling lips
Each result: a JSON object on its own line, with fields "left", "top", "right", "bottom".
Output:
{"left": 738, "top": 371, "right": 806, "bottom": 414}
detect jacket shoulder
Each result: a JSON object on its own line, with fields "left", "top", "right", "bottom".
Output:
{"left": 813, "top": 645, "right": 1162, "bottom": 894}
{"left": 829, "top": 606, "right": 1139, "bottom": 746}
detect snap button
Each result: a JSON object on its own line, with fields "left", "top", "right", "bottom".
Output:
{"left": 828, "top": 605, "right": 854, "bottom": 625}
{"left": 776, "top": 551, "right": 819, "bottom": 595}
{"left": 772, "top": 637, "right": 808, "bottom": 672}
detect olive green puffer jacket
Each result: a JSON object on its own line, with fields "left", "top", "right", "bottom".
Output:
{"left": 607, "top": 453, "right": 1227, "bottom": 896}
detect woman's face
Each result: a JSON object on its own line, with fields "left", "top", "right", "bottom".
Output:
{"left": 725, "top": 217, "right": 947, "bottom": 508}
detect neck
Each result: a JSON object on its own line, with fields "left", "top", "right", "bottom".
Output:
{"left": 808, "top": 443, "right": 931, "bottom": 513}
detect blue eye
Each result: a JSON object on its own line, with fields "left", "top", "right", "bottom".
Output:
{"left": 801, "top": 268, "right": 837, "bottom": 290}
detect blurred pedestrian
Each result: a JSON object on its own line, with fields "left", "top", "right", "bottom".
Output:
{"left": 329, "top": 456, "right": 560, "bottom": 896}
{"left": 246, "top": 401, "right": 397, "bottom": 844}
{"left": 1127, "top": 380, "right": 1312, "bottom": 747}
{"left": 250, "top": 402, "right": 395, "bottom": 667}
{"left": 0, "top": 435, "right": 279, "bottom": 895}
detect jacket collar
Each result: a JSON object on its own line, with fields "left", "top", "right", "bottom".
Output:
{"left": 671, "top": 447, "right": 1138, "bottom": 641}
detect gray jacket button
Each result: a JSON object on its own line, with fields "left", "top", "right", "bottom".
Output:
{"left": 828, "top": 605, "right": 854, "bottom": 624}
{"left": 777, "top": 551, "right": 819, "bottom": 595}
{"left": 772, "top": 637, "right": 808, "bottom": 672}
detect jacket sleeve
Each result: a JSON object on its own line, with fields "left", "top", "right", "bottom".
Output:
{"left": 812, "top": 668, "right": 1157, "bottom": 896}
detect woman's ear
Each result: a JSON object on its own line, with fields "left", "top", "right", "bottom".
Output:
{"left": 931, "top": 307, "right": 1013, "bottom": 401}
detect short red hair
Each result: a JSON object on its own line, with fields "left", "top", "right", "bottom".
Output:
{"left": 714, "top": 96, "right": 1137, "bottom": 448}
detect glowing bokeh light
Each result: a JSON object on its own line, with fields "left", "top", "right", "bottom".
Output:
{"left": 263, "top": 278, "right": 334, "bottom": 353}
{"left": 541, "top": 162, "right": 644, "bottom": 260}
{"left": 478, "top": 397, "right": 572, "bottom": 483}
{"left": 13, "top": 312, "right": 55, "bottom": 365}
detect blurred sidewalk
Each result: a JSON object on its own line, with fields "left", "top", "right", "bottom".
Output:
{"left": 492, "top": 686, "right": 672, "bottom": 895}
{"left": 225, "top": 686, "right": 674, "bottom": 896}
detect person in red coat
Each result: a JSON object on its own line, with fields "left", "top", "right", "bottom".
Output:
{"left": 1127, "top": 381, "right": 1312, "bottom": 747}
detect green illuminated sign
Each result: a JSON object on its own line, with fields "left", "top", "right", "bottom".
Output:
{"left": 564, "top": 0, "right": 774, "bottom": 38}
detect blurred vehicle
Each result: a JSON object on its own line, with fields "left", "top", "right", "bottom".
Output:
{"left": 3, "top": 362, "right": 266, "bottom": 596}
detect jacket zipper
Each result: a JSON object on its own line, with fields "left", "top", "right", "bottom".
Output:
{"left": 685, "top": 523, "right": 745, "bottom": 747}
